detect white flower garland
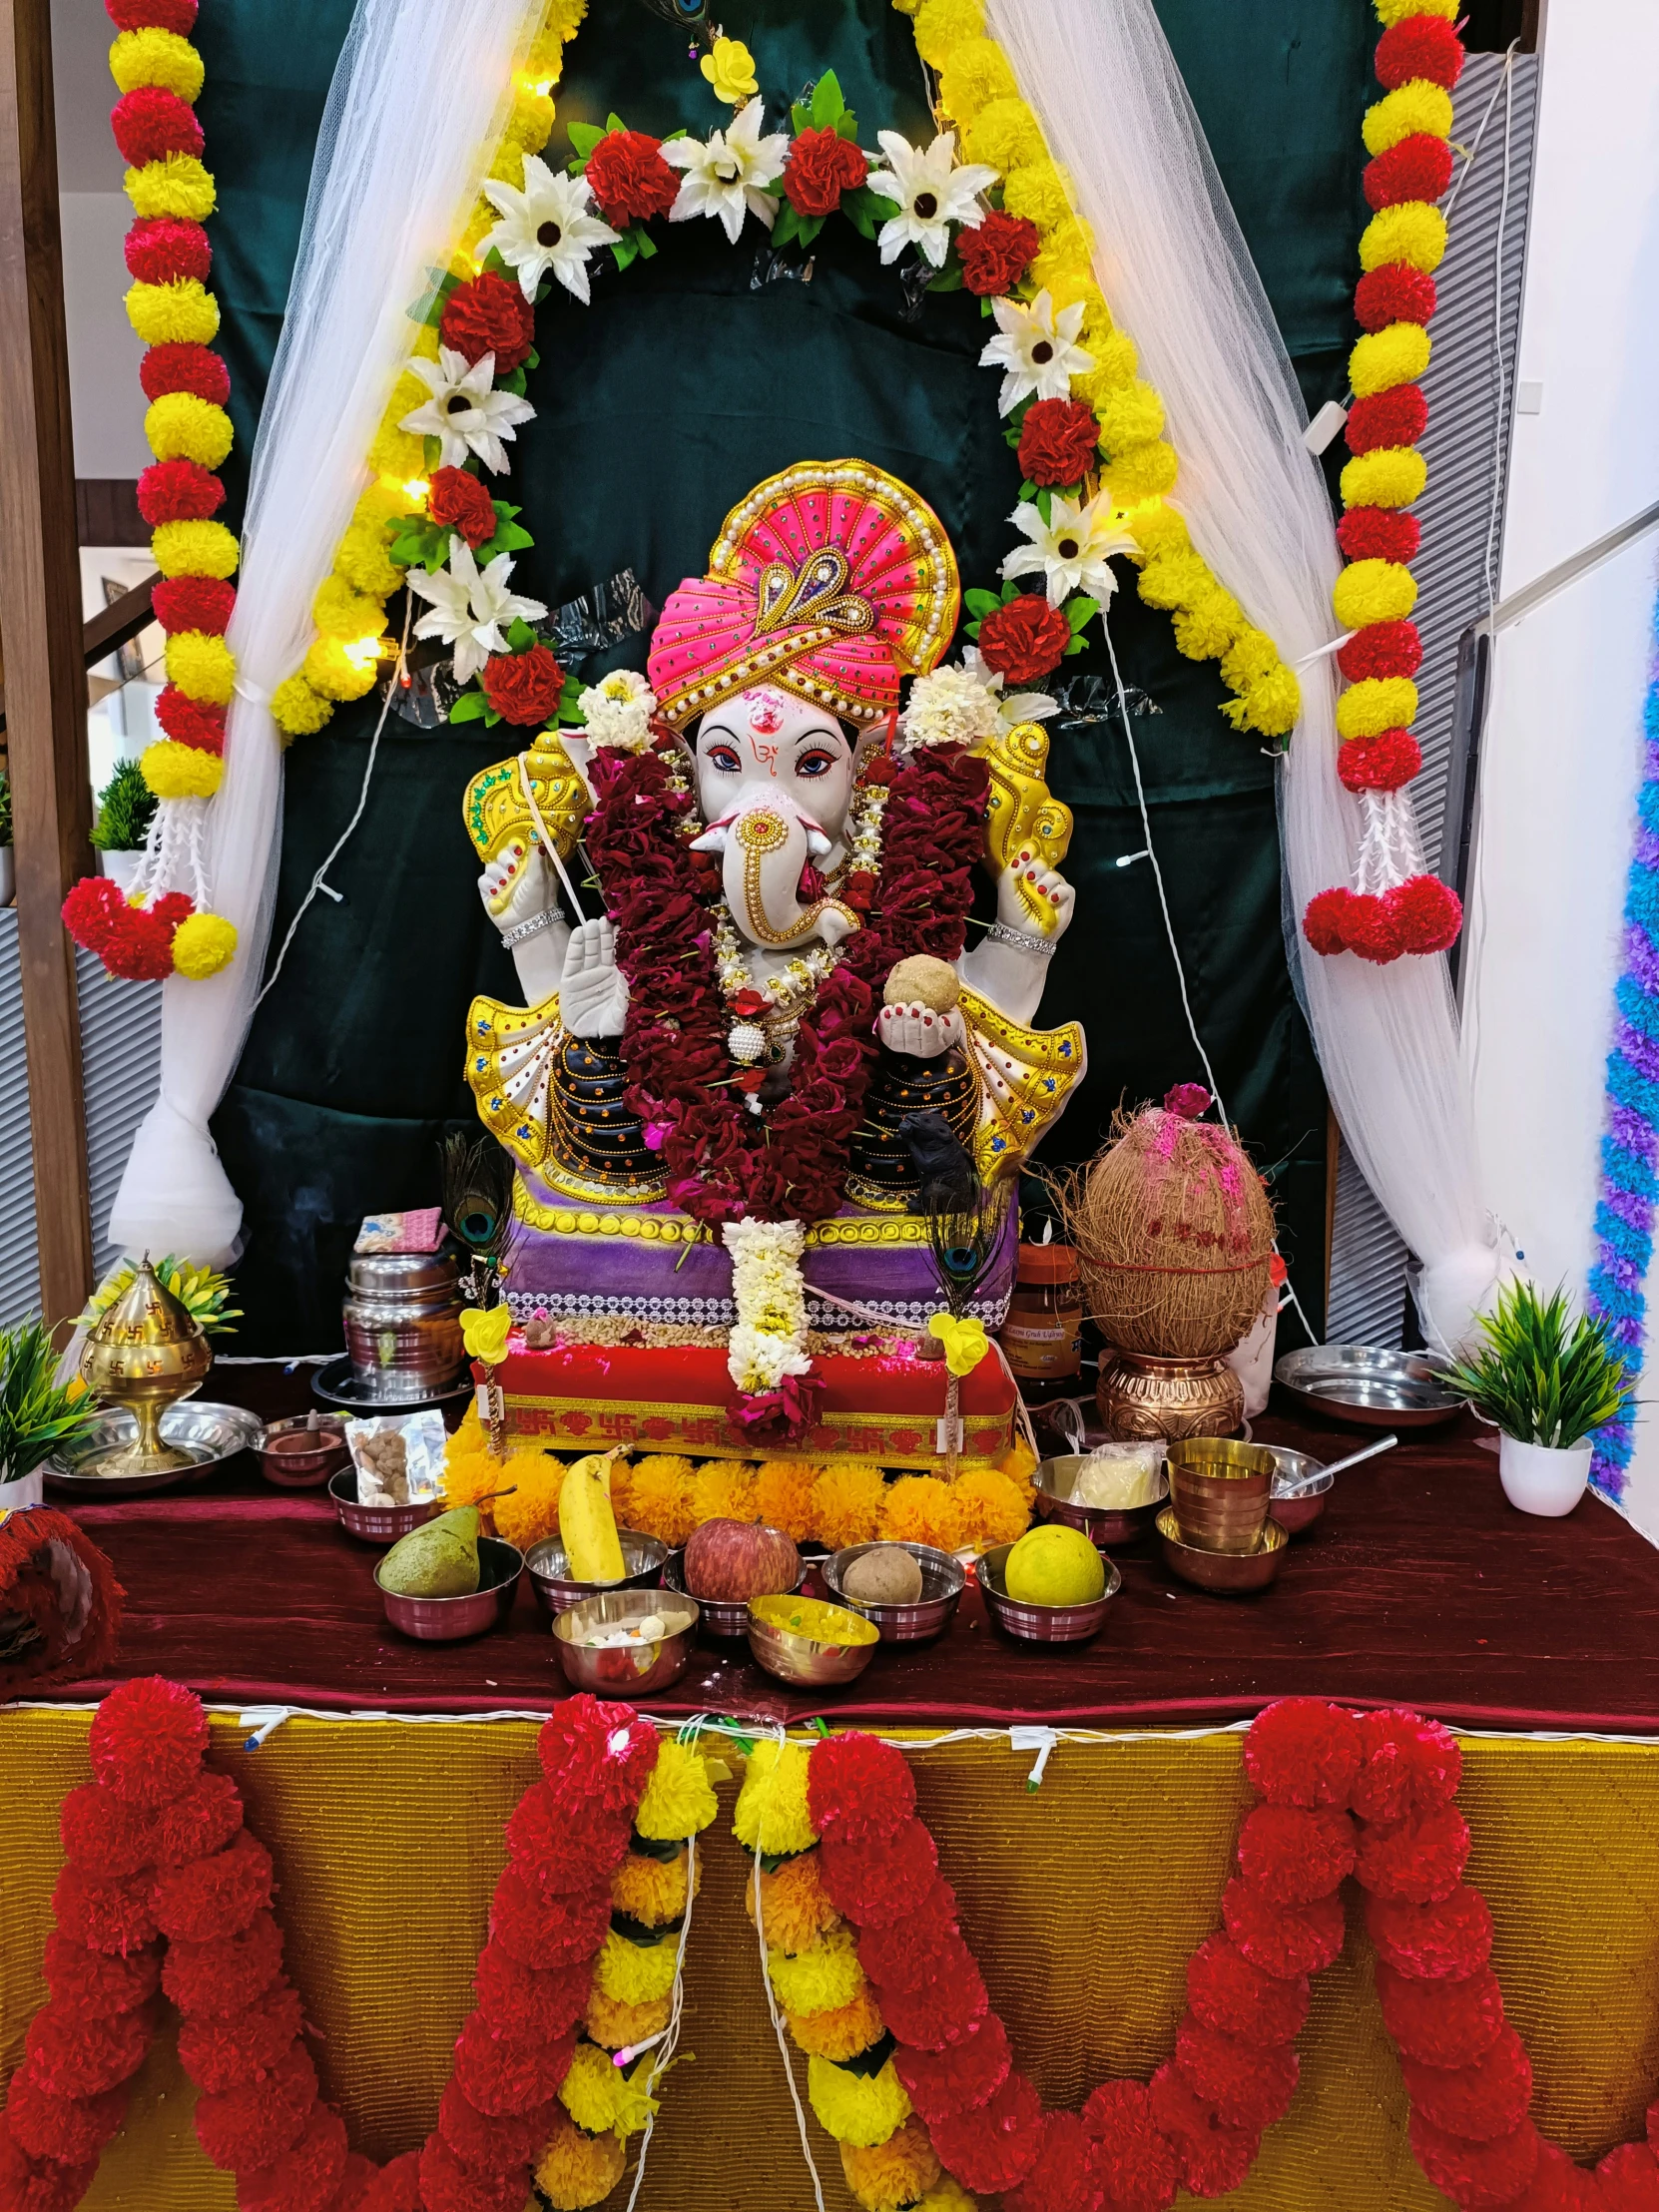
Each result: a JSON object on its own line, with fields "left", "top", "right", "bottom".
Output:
{"left": 722, "top": 1219, "right": 812, "bottom": 1394}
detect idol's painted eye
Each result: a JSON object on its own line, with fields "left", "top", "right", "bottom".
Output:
{"left": 796, "top": 749, "right": 836, "bottom": 779}
{"left": 707, "top": 743, "right": 742, "bottom": 773}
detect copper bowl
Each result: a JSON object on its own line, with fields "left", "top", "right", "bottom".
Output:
{"left": 328, "top": 1466, "right": 435, "bottom": 1545}
{"left": 746, "top": 1594, "right": 880, "bottom": 1687}
{"left": 821, "top": 1543, "right": 963, "bottom": 1643}
{"left": 1267, "top": 1448, "right": 1335, "bottom": 1538}
{"left": 525, "top": 1530, "right": 671, "bottom": 1617}
{"left": 662, "top": 1550, "right": 809, "bottom": 1641}
{"left": 1167, "top": 1438, "right": 1277, "bottom": 1555}
{"left": 1034, "top": 1453, "right": 1169, "bottom": 1549}
{"left": 976, "top": 1542, "right": 1121, "bottom": 1645}
{"left": 257, "top": 1414, "right": 349, "bottom": 1489}
{"left": 553, "top": 1588, "right": 701, "bottom": 1697}
{"left": 375, "top": 1536, "right": 522, "bottom": 1641}
{"left": 1158, "top": 1507, "right": 1288, "bottom": 1593}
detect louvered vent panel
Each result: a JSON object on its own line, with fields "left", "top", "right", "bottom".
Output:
{"left": 0, "top": 916, "right": 41, "bottom": 1329}
{"left": 76, "top": 949, "right": 163, "bottom": 1275}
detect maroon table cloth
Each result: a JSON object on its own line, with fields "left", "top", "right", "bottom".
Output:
{"left": 25, "top": 1368, "right": 1659, "bottom": 1731}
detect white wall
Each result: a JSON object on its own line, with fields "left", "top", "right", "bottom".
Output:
{"left": 1464, "top": 0, "right": 1659, "bottom": 1531}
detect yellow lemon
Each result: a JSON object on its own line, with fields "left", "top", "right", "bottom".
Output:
{"left": 1003, "top": 1523, "right": 1105, "bottom": 1606}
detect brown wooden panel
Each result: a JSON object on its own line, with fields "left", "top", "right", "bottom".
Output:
{"left": 0, "top": 0, "right": 94, "bottom": 1327}
{"left": 75, "top": 475, "right": 147, "bottom": 547}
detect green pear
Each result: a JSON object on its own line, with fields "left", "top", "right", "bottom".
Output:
{"left": 380, "top": 1506, "right": 480, "bottom": 1597}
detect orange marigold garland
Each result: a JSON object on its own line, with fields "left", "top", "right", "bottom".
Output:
{"left": 1302, "top": 0, "right": 1466, "bottom": 966}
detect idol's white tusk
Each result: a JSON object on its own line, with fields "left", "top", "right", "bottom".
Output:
{"left": 689, "top": 826, "right": 730, "bottom": 853}
{"left": 806, "top": 830, "right": 832, "bottom": 858}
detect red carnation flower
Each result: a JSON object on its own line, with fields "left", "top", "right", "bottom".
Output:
{"left": 139, "top": 455, "right": 224, "bottom": 526}
{"left": 1377, "top": 1959, "right": 1504, "bottom": 2068}
{"left": 427, "top": 467, "right": 499, "bottom": 551}
{"left": 1337, "top": 621, "right": 1422, "bottom": 686}
{"left": 489, "top": 1866, "right": 614, "bottom": 1969}
{"left": 480, "top": 643, "right": 565, "bottom": 728}
{"left": 1018, "top": 396, "right": 1099, "bottom": 487}
{"left": 111, "top": 84, "right": 203, "bottom": 167}
{"left": 1365, "top": 135, "right": 1455, "bottom": 212}
{"left": 1367, "top": 1886, "right": 1492, "bottom": 1982}
{"left": 1338, "top": 729, "right": 1421, "bottom": 794}
{"left": 152, "top": 574, "right": 236, "bottom": 638}
{"left": 125, "top": 213, "right": 212, "bottom": 283}
{"left": 1356, "top": 264, "right": 1437, "bottom": 333}
{"left": 1346, "top": 383, "right": 1429, "bottom": 455}
{"left": 1237, "top": 1805, "right": 1356, "bottom": 1906}
{"left": 536, "top": 1695, "right": 660, "bottom": 1816}
{"left": 807, "top": 1732, "right": 915, "bottom": 1844}
{"left": 89, "top": 1674, "right": 208, "bottom": 1805}
{"left": 162, "top": 1909, "right": 285, "bottom": 2018}
{"left": 156, "top": 685, "right": 228, "bottom": 752}
{"left": 177, "top": 1981, "right": 303, "bottom": 2095}
{"left": 152, "top": 1828, "right": 276, "bottom": 1944}
{"left": 359, "top": 2149, "right": 423, "bottom": 2212}
{"left": 438, "top": 2080, "right": 561, "bottom": 2172}
{"left": 958, "top": 210, "right": 1041, "bottom": 297}
{"left": 1186, "top": 1935, "right": 1309, "bottom": 2044}
{"left": 107, "top": 0, "right": 197, "bottom": 27}
{"left": 1411, "top": 2112, "right": 1540, "bottom": 2211}
{"left": 333, "top": 2151, "right": 378, "bottom": 2212}
{"left": 0, "top": 2111, "right": 96, "bottom": 2212}
{"left": 440, "top": 273, "right": 536, "bottom": 374}
{"left": 98, "top": 890, "right": 192, "bottom": 983}
{"left": 418, "top": 2132, "right": 527, "bottom": 2212}
{"left": 1386, "top": 873, "right": 1462, "bottom": 955}
{"left": 585, "top": 128, "right": 679, "bottom": 227}
{"left": 931, "top": 2069, "right": 1046, "bottom": 2194}
{"left": 51, "top": 1863, "right": 160, "bottom": 1956}
{"left": 1599, "top": 2142, "right": 1659, "bottom": 2211}
{"left": 1220, "top": 1879, "right": 1345, "bottom": 1981}
{"left": 1356, "top": 1804, "right": 1469, "bottom": 1905}
{"left": 976, "top": 594, "right": 1071, "bottom": 686}
{"left": 23, "top": 2001, "right": 156, "bottom": 2098}
{"left": 1301, "top": 886, "right": 1354, "bottom": 957}
{"left": 783, "top": 126, "right": 867, "bottom": 218}
{"left": 194, "top": 2041, "right": 317, "bottom": 2172}
{"left": 1504, "top": 2141, "right": 1607, "bottom": 2212}
{"left": 892, "top": 2010, "right": 1009, "bottom": 2126}
{"left": 42, "top": 1932, "right": 161, "bottom": 2022}
{"left": 1338, "top": 506, "right": 1421, "bottom": 564}
{"left": 1402, "top": 2024, "right": 1533, "bottom": 2143}
{"left": 1342, "top": 890, "right": 1404, "bottom": 966}
{"left": 59, "top": 1782, "right": 156, "bottom": 1879}
{"left": 140, "top": 340, "right": 230, "bottom": 405}
{"left": 451, "top": 2016, "right": 575, "bottom": 2119}
{"left": 857, "top": 1880, "right": 960, "bottom": 1992}
{"left": 473, "top": 1937, "right": 593, "bottom": 2040}
{"left": 1173, "top": 2015, "right": 1299, "bottom": 2134}
{"left": 1004, "top": 2109, "right": 1104, "bottom": 2212}
{"left": 242, "top": 2103, "right": 349, "bottom": 2212}
{"left": 873, "top": 1941, "right": 988, "bottom": 2049}
{"left": 823, "top": 1817, "right": 938, "bottom": 1927}
{"left": 1376, "top": 15, "right": 1465, "bottom": 92}
{"left": 5, "top": 2070, "right": 130, "bottom": 2166}
{"left": 1080, "top": 2078, "right": 1179, "bottom": 2212}
{"left": 1148, "top": 2063, "right": 1261, "bottom": 2200}
{"left": 1353, "top": 1709, "right": 1462, "bottom": 1824}
{"left": 1244, "top": 1698, "right": 1362, "bottom": 1810}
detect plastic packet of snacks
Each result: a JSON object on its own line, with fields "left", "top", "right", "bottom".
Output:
{"left": 345, "top": 1410, "right": 447, "bottom": 1504}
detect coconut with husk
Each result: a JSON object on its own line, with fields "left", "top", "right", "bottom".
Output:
{"left": 1060, "top": 1085, "right": 1276, "bottom": 1359}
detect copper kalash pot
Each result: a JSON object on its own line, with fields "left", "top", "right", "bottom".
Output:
{"left": 79, "top": 1258, "right": 213, "bottom": 1474}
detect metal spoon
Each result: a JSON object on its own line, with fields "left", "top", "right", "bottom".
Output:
{"left": 1279, "top": 1433, "right": 1398, "bottom": 1492}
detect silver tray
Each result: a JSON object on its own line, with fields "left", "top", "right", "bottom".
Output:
{"left": 44, "top": 1401, "right": 268, "bottom": 1496}
{"left": 1274, "top": 1345, "right": 1463, "bottom": 1429}
{"left": 311, "top": 1354, "right": 472, "bottom": 1411}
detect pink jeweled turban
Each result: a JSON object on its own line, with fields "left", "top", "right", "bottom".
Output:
{"left": 647, "top": 459, "right": 961, "bottom": 729}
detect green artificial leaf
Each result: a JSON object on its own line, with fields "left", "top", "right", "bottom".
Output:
{"left": 1018, "top": 477, "right": 1038, "bottom": 501}
{"left": 410, "top": 266, "right": 461, "bottom": 329}
{"left": 964, "top": 617, "right": 982, "bottom": 640}
{"left": 526, "top": 345, "right": 540, "bottom": 371}
{"left": 423, "top": 434, "right": 442, "bottom": 473}
{"left": 1063, "top": 633, "right": 1090, "bottom": 656}
{"left": 833, "top": 2033, "right": 895, "bottom": 2079}
{"left": 835, "top": 111, "right": 859, "bottom": 141}
{"left": 791, "top": 101, "right": 809, "bottom": 135}
{"left": 498, "top": 365, "right": 527, "bottom": 397}
{"left": 964, "top": 588, "right": 1003, "bottom": 619}
{"left": 612, "top": 232, "right": 641, "bottom": 272}
{"left": 629, "top": 1833, "right": 685, "bottom": 1863}
{"left": 606, "top": 111, "right": 627, "bottom": 135}
{"left": 480, "top": 248, "right": 509, "bottom": 279}
{"left": 611, "top": 1912, "right": 676, "bottom": 1949}
{"left": 506, "top": 617, "right": 537, "bottom": 652}
{"left": 448, "top": 691, "right": 489, "bottom": 723}
{"left": 637, "top": 229, "right": 658, "bottom": 260}
{"left": 662, "top": 126, "right": 689, "bottom": 144}
{"left": 493, "top": 521, "right": 534, "bottom": 555}
{"left": 927, "top": 261, "right": 963, "bottom": 293}
{"left": 1000, "top": 579, "right": 1019, "bottom": 604}
{"left": 1433, "top": 1279, "right": 1635, "bottom": 1447}
{"left": 774, "top": 201, "right": 803, "bottom": 250}
{"left": 811, "top": 69, "right": 845, "bottom": 128}
{"left": 1035, "top": 488, "right": 1054, "bottom": 525}
{"left": 841, "top": 185, "right": 881, "bottom": 241}
{"left": 567, "top": 120, "right": 606, "bottom": 160}
{"left": 758, "top": 1850, "right": 802, "bottom": 1876}
{"left": 980, "top": 294, "right": 994, "bottom": 316}
{"left": 558, "top": 671, "right": 585, "bottom": 715}
{"left": 797, "top": 213, "right": 826, "bottom": 247}
{"left": 1066, "top": 595, "right": 1101, "bottom": 631}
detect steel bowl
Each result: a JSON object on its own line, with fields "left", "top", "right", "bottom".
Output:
{"left": 1158, "top": 1507, "right": 1288, "bottom": 1593}
{"left": 328, "top": 1466, "right": 435, "bottom": 1545}
{"left": 525, "top": 1530, "right": 671, "bottom": 1617}
{"left": 821, "top": 1542, "right": 964, "bottom": 1643}
{"left": 257, "top": 1414, "right": 349, "bottom": 1489}
{"left": 553, "top": 1588, "right": 701, "bottom": 1696}
{"left": 44, "top": 1401, "right": 265, "bottom": 1496}
{"left": 976, "top": 1542, "right": 1121, "bottom": 1645}
{"left": 376, "top": 1535, "right": 522, "bottom": 1641}
{"left": 662, "top": 1553, "right": 809, "bottom": 1641}
{"left": 1034, "top": 1453, "right": 1169, "bottom": 1549}
{"left": 1267, "top": 1448, "right": 1335, "bottom": 1537}
{"left": 1274, "top": 1345, "right": 1464, "bottom": 1430}
{"left": 1167, "top": 1437, "right": 1277, "bottom": 1555}
{"left": 746, "top": 1594, "right": 880, "bottom": 1686}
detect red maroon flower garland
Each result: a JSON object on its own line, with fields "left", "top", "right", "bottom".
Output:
{"left": 584, "top": 735, "right": 987, "bottom": 1228}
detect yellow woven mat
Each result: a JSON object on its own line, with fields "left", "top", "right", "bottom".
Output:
{"left": 3, "top": 1711, "right": 1658, "bottom": 2210}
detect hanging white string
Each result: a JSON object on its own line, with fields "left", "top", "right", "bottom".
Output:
{"left": 254, "top": 594, "right": 414, "bottom": 1013}
{"left": 517, "top": 749, "right": 588, "bottom": 923}
{"left": 749, "top": 1721, "right": 829, "bottom": 2212}
{"left": 621, "top": 1719, "right": 704, "bottom": 2212}
{"left": 1441, "top": 37, "right": 1521, "bottom": 228}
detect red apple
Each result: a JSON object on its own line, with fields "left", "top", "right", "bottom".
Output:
{"left": 684, "top": 1519, "right": 802, "bottom": 1602}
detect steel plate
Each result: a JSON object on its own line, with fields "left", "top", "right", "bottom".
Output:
{"left": 44, "top": 1402, "right": 267, "bottom": 1496}
{"left": 310, "top": 1354, "right": 472, "bottom": 1411}
{"left": 1274, "top": 1345, "right": 1464, "bottom": 1429}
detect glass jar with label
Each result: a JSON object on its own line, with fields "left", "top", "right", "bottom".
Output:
{"left": 998, "top": 1242, "right": 1084, "bottom": 1400}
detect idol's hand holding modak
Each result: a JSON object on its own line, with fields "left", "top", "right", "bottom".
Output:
{"left": 996, "top": 843, "right": 1075, "bottom": 940}
{"left": 876, "top": 1000, "right": 965, "bottom": 1061}
{"left": 560, "top": 916, "right": 630, "bottom": 1040}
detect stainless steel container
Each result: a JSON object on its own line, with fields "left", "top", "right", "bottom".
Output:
{"left": 341, "top": 1251, "right": 465, "bottom": 1402}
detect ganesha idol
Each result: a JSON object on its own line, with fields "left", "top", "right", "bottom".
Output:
{"left": 462, "top": 461, "right": 1086, "bottom": 1464}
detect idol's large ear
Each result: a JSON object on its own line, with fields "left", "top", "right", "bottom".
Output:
{"left": 850, "top": 716, "right": 887, "bottom": 778}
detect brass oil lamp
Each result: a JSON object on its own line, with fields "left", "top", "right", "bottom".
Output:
{"left": 79, "top": 1258, "right": 213, "bottom": 1475}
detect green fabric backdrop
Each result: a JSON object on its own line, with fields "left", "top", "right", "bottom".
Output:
{"left": 196, "top": 0, "right": 1371, "bottom": 1354}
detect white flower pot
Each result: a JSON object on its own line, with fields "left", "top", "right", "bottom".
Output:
{"left": 0, "top": 846, "right": 13, "bottom": 907}
{"left": 98, "top": 848, "right": 143, "bottom": 892}
{"left": 0, "top": 1467, "right": 45, "bottom": 1512}
{"left": 1497, "top": 1433, "right": 1593, "bottom": 1517}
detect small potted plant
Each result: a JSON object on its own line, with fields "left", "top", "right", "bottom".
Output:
{"left": 91, "top": 759, "right": 157, "bottom": 892}
{"left": 1437, "top": 1281, "right": 1634, "bottom": 1516}
{"left": 0, "top": 767, "right": 12, "bottom": 907}
{"left": 0, "top": 1320, "right": 103, "bottom": 1508}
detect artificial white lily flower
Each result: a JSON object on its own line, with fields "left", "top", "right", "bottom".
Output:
{"left": 865, "top": 130, "right": 995, "bottom": 269}
{"left": 961, "top": 643, "right": 1059, "bottom": 731}
{"left": 978, "top": 289, "right": 1094, "bottom": 416}
{"left": 407, "top": 536, "right": 548, "bottom": 685}
{"left": 480, "top": 157, "right": 620, "bottom": 305}
{"left": 663, "top": 99, "right": 789, "bottom": 246}
{"left": 399, "top": 346, "right": 535, "bottom": 474}
{"left": 1000, "top": 490, "right": 1138, "bottom": 607}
